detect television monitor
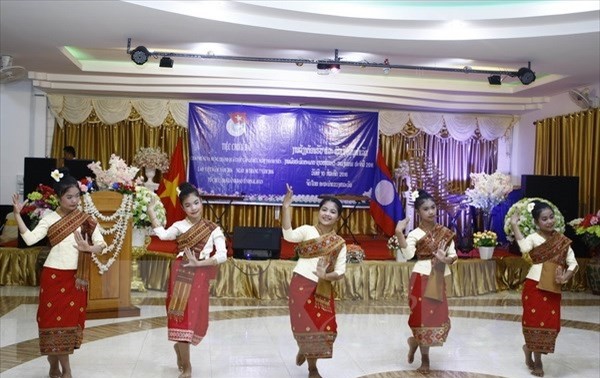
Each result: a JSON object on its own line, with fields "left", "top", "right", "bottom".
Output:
{"left": 23, "top": 157, "right": 57, "bottom": 198}
{"left": 64, "top": 159, "right": 95, "bottom": 180}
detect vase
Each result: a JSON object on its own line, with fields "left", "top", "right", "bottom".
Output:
{"left": 395, "top": 249, "right": 407, "bottom": 262}
{"left": 144, "top": 167, "right": 159, "bottom": 191}
{"left": 132, "top": 227, "right": 148, "bottom": 247}
{"left": 478, "top": 246, "right": 494, "bottom": 260}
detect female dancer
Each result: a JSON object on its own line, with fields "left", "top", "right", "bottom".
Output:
{"left": 510, "top": 200, "right": 578, "bottom": 377}
{"left": 282, "top": 184, "right": 347, "bottom": 378}
{"left": 148, "top": 182, "right": 227, "bottom": 378}
{"left": 12, "top": 169, "right": 106, "bottom": 378}
{"left": 394, "top": 189, "right": 457, "bottom": 373}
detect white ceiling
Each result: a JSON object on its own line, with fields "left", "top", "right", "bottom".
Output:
{"left": 1, "top": 0, "right": 599, "bottom": 114}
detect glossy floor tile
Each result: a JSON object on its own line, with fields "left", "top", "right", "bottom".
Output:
{"left": 0, "top": 286, "right": 599, "bottom": 378}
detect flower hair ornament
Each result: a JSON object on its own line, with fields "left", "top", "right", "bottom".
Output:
{"left": 176, "top": 187, "right": 181, "bottom": 196}
{"left": 50, "top": 169, "right": 64, "bottom": 182}
{"left": 410, "top": 190, "right": 420, "bottom": 202}
{"left": 527, "top": 202, "right": 535, "bottom": 213}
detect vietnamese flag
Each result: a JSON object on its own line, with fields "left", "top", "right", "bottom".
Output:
{"left": 157, "top": 138, "right": 187, "bottom": 227}
{"left": 369, "top": 149, "right": 404, "bottom": 236}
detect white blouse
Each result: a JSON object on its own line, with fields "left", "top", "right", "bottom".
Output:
{"left": 517, "top": 232, "right": 578, "bottom": 282}
{"left": 153, "top": 219, "right": 227, "bottom": 264}
{"left": 21, "top": 211, "right": 106, "bottom": 270}
{"left": 282, "top": 225, "right": 347, "bottom": 283}
{"left": 399, "top": 227, "right": 457, "bottom": 276}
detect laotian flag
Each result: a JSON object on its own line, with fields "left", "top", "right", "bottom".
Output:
{"left": 369, "top": 149, "right": 404, "bottom": 236}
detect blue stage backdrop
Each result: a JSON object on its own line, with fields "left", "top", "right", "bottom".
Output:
{"left": 188, "top": 104, "right": 378, "bottom": 203}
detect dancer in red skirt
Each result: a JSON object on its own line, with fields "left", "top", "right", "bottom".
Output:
{"left": 282, "top": 183, "right": 347, "bottom": 378}
{"left": 148, "top": 182, "right": 227, "bottom": 378}
{"left": 12, "top": 169, "right": 106, "bottom": 378}
{"left": 510, "top": 200, "right": 578, "bottom": 377}
{"left": 394, "top": 189, "right": 457, "bottom": 373}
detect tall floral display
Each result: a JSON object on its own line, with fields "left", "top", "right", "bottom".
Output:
{"left": 84, "top": 155, "right": 139, "bottom": 274}
{"left": 569, "top": 210, "right": 600, "bottom": 294}
{"left": 132, "top": 147, "right": 169, "bottom": 191}
{"left": 465, "top": 171, "right": 512, "bottom": 230}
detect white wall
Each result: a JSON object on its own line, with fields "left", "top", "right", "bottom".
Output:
{"left": 510, "top": 82, "right": 600, "bottom": 185}
{"left": 0, "top": 79, "right": 47, "bottom": 204}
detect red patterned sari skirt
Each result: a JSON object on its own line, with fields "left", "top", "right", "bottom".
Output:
{"left": 408, "top": 272, "right": 451, "bottom": 347}
{"left": 288, "top": 273, "right": 337, "bottom": 359}
{"left": 522, "top": 278, "right": 561, "bottom": 353}
{"left": 166, "top": 259, "right": 211, "bottom": 345}
{"left": 37, "top": 267, "right": 87, "bottom": 355}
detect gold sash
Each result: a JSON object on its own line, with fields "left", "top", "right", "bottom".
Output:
{"left": 416, "top": 224, "right": 455, "bottom": 302}
{"left": 294, "top": 231, "right": 345, "bottom": 312}
{"left": 167, "top": 219, "right": 217, "bottom": 322}
{"left": 47, "top": 210, "right": 97, "bottom": 290}
{"left": 530, "top": 232, "right": 571, "bottom": 294}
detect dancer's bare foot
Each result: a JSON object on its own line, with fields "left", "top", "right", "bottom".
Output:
{"left": 47, "top": 356, "right": 61, "bottom": 378}
{"left": 296, "top": 351, "right": 306, "bottom": 366}
{"left": 61, "top": 372, "right": 73, "bottom": 378}
{"left": 178, "top": 368, "right": 192, "bottom": 378}
{"left": 407, "top": 337, "right": 418, "bottom": 364}
{"left": 532, "top": 353, "right": 544, "bottom": 377}
{"left": 174, "top": 344, "right": 183, "bottom": 372}
{"left": 522, "top": 344, "right": 534, "bottom": 370}
{"left": 416, "top": 354, "right": 430, "bottom": 373}
{"left": 308, "top": 368, "right": 322, "bottom": 378}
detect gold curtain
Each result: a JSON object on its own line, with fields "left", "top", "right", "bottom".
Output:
{"left": 51, "top": 108, "right": 189, "bottom": 181}
{"left": 534, "top": 108, "right": 600, "bottom": 215}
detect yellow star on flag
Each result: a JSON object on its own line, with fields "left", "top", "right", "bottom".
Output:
{"left": 159, "top": 173, "right": 180, "bottom": 207}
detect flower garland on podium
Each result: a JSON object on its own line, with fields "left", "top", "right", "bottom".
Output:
{"left": 83, "top": 154, "right": 139, "bottom": 274}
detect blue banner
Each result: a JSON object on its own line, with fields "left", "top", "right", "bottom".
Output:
{"left": 188, "top": 104, "right": 378, "bottom": 203}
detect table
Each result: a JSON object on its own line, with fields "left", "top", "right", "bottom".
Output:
{"left": 201, "top": 194, "right": 245, "bottom": 237}
{"left": 319, "top": 194, "right": 370, "bottom": 244}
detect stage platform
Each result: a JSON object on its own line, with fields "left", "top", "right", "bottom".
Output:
{"left": 1, "top": 244, "right": 590, "bottom": 300}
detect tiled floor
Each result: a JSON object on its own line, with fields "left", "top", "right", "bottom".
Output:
{"left": 0, "top": 286, "right": 598, "bottom": 378}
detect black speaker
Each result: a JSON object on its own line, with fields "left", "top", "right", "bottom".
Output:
{"left": 64, "top": 159, "right": 95, "bottom": 180}
{"left": 23, "top": 157, "right": 57, "bottom": 198}
{"left": 233, "top": 226, "right": 282, "bottom": 260}
{"left": 521, "top": 175, "right": 579, "bottom": 222}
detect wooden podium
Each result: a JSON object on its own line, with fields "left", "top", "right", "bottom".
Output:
{"left": 86, "top": 191, "right": 140, "bottom": 319}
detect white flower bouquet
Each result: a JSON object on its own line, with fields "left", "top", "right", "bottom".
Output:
{"left": 465, "top": 171, "right": 513, "bottom": 210}
{"left": 133, "top": 147, "right": 169, "bottom": 172}
{"left": 132, "top": 186, "right": 166, "bottom": 229}
{"left": 503, "top": 197, "right": 565, "bottom": 242}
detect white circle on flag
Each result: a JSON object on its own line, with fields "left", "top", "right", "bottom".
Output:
{"left": 374, "top": 180, "right": 395, "bottom": 206}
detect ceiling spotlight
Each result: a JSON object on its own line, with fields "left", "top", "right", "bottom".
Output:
{"left": 487, "top": 75, "right": 501, "bottom": 85}
{"left": 517, "top": 67, "right": 536, "bottom": 85}
{"left": 159, "top": 56, "right": 174, "bottom": 68}
{"left": 295, "top": 62, "right": 304, "bottom": 67}
{"left": 316, "top": 63, "right": 340, "bottom": 75}
{"left": 130, "top": 46, "right": 150, "bottom": 65}
{"left": 383, "top": 67, "right": 391, "bottom": 75}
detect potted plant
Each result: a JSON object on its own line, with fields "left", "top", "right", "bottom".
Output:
{"left": 473, "top": 230, "right": 497, "bottom": 260}
{"left": 569, "top": 210, "right": 600, "bottom": 294}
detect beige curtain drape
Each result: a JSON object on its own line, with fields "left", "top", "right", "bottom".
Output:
{"left": 534, "top": 108, "right": 599, "bottom": 215}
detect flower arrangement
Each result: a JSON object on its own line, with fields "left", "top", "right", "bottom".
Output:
{"left": 503, "top": 197, "right": 565, "bottom": 242}
{"left": 132, "top": 186, "right": 166, "bottom": 229}
{"left": 20, "top": 184, "right": 59, "bottom": 228}
{"left": 394, "top": 160, "right": 410, "bottom": 180}
{"left": 465, "top": 171, "right": 513, "bottom": 211}
{"left": 473, "top": 230, "right": 497, "bottom": 247}
{"left": 87, "top": 154, "right": 140, "bottom": 192}
{"left": 569, "top": 210, "right": 600, "bottom": 257}
{"left": 132, "top": 147, "right": 169, "bottom": 172}
{"left": 387, "top": 235, "right": 401, "bottom": 256}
